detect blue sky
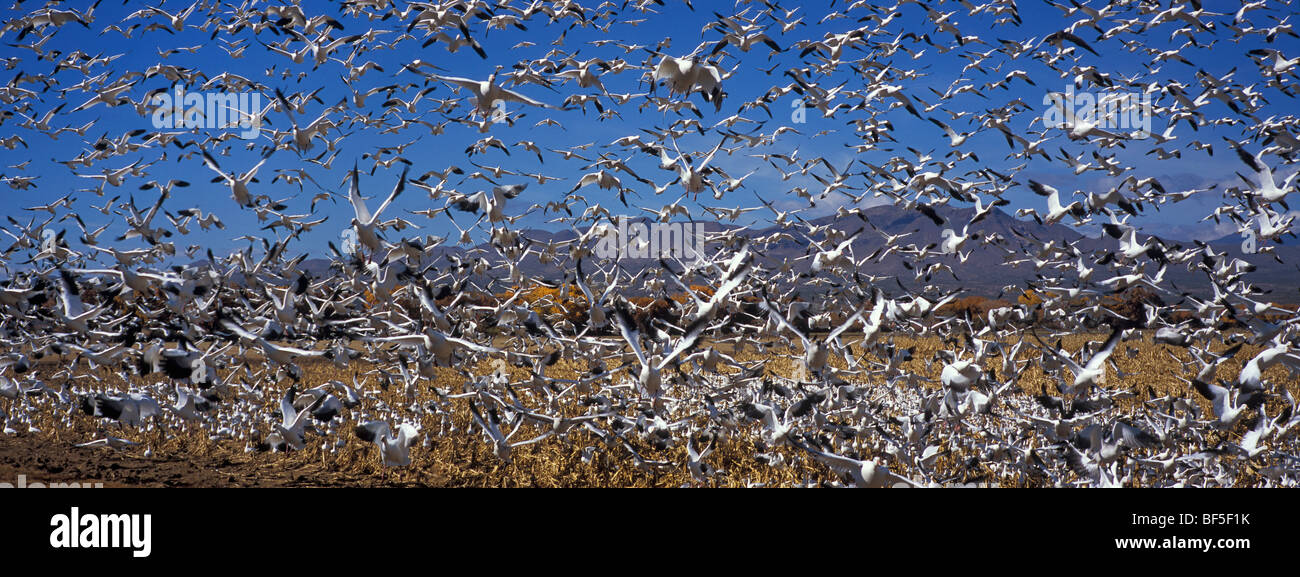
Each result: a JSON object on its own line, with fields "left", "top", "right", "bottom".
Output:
{"left": 0, "top": 0, "right": 1296, "bottom": 267}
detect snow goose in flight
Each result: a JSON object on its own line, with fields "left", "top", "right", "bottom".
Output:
{"left": 1027, "top": 180, "right": 1087, "bottom": 226}
{"left": 217, "top": 317, "right": 326, "bottom": 367}
{"left": 274, "top": 88, "right": 337, "bottom": 152}
{"left": 1100, "top": 222, "right": 1168, "bottom": 265}
{"left": 686, "top": 430, "right": 717, "bottom": 483}
{"left": 168, "top": 385, "right": 214, "bottom": 422}
{"left": 1034, "top": 327, "right": 1124, "bottom": 396}
{"left": 758, "top": 290, "right": 873, "bottom": 379}
{"left": 1041, "top": 29, "right": 1099, "bottom": 56}
{"left": 267, "top": 389, "right": 321, "bottom": 452}
{"left": 79, "top": 392, "right": 161, "bottom": 428}
{"left": 575, "top": 258, "right": 616, "bottom": 331}
{"left": 1247, "top": 48, "right": 1299, "bottom": 76}
{"left": 1184, "top": 377, "right": 1250, "bottom": 430}
{"left": 659, "top": 137, "right": 726, "bottom": 195}
{"left": 76, "top": 160, "right": 141, "bottom": 189}
{"left": 1235, "top": 146, "right": 1298, "bottom": 209}
{"left": 126, "top": 1, "right": 201, "bottom": 32}
{"left": 366, "top": 324, "right": 524, "bottom": 368}
{"left": 348, "top": 163, "right": 409, "bottom": 254}
{"left": 789, "top": 438, "right": 922, "bottom": 488}
{"left": 1045, "top": 92, "right": 1127, "bottom": 141}
{"left": 54, "top": 270, "right": 104, "bottom": 334}
{"left": 200, "top": 148, "right": 272, "bottom": 208}
{"left": 862, "top": 83, "right": 922, "bottom": 118}
{"left": 929, "top": 116, "right": 971, "bottom": 147}
{"left": 70, "top": 265, "right": 181, "bottom": 297}
{"left": 651, "top": 53, "right": 726, "bottom": 112}
{"left": 467, "top": 400, "right": 513, "bottom": 464}
{"left": 415, "top": 65, "right": 560, "bottom": 118}
{"left": 355, "top": 420, "right": 420, "bottom": 467}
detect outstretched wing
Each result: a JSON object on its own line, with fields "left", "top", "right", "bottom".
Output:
{"left": 348, "top": 162, "right": 371, "bottom": 224}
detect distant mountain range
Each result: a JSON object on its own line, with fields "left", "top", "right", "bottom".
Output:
{"left": 269, "top": 204, "right": 1300, "bottom": 301}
